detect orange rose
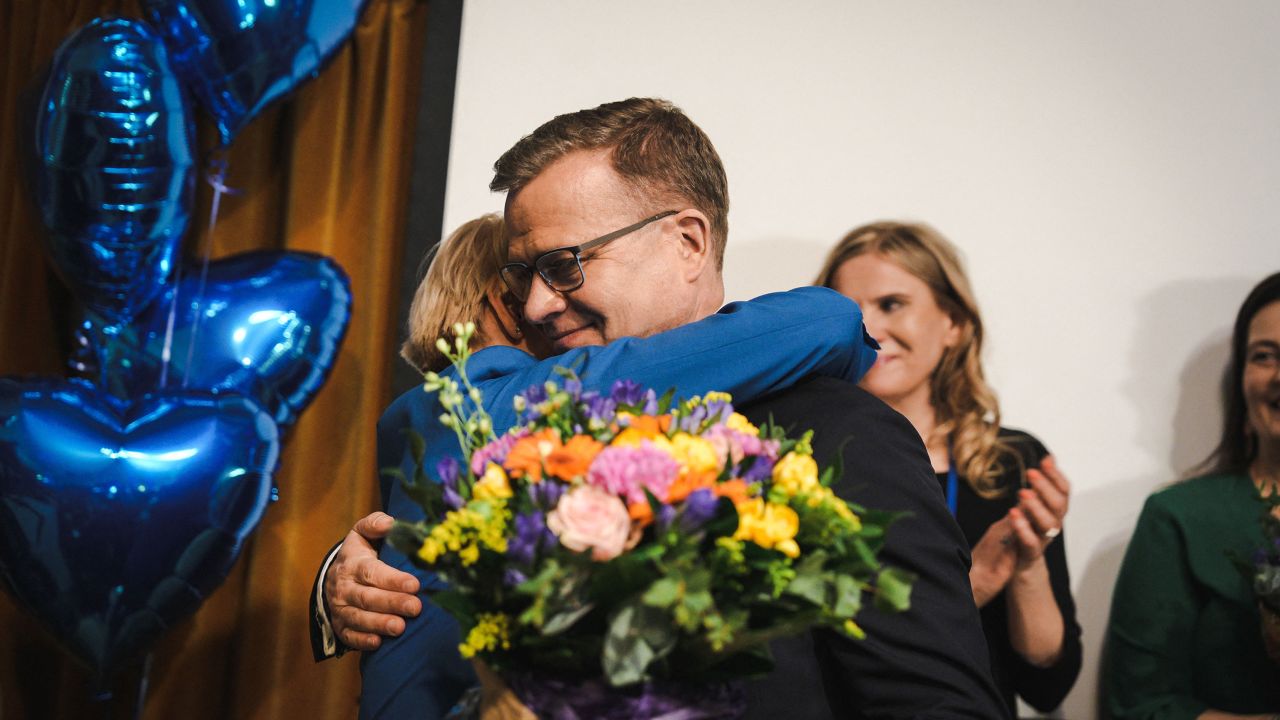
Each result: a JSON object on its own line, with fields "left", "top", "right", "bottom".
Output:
{"left": 628, "top": 501, "right": 654, "bottom": 526}
{"left": 503, "top": 429, "right": 560, "bottom": 482}
{"left": 544, "top": 435, "right": 604, "bottom": 480}
{"left": 714, "top": 479, "right": 751, "bottom": 506}
{"left": 667, "top": 469, "right": 717, "bottom": 503}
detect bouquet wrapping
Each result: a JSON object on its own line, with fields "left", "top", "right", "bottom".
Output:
{"left": 390, "top": 327, "right": 913, "bottom": 717}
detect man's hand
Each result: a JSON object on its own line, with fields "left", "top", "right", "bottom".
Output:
{"left": 325, "top": 512, "right": 423, "bottom": 651}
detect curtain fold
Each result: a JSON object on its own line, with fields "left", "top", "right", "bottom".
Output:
{"left": 0, "top": 1, "right": 429, "bottom": 717}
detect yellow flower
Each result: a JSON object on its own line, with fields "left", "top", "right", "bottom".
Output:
{"left": 725, "top": 412, "right": 759, "bottom": 436}
{"left": 733, "top": 497, "right": 801, "bottom": 558}
{"left": 772, "top": 451, "right": 819, "bottom": 496}
{"left": 843, "top": 619, "right": 866, "bottom": 639}
{"left": 474, "top": 463, "right": 513, "bottom": 500}
{"left": 459, "top": 613, "right": 511, "bottom": 659}
{"left": 415, "top": 502, "right": 509, "bottom": 567}
{"left": 703, "top": 391, "right": 733, "bottom": 404}
{"left": 669, "top": 433, "right": 720, "bottom": 475}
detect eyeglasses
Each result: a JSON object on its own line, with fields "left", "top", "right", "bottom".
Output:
{"left": 500, "top": 210, "right": 678, "bottom": 301}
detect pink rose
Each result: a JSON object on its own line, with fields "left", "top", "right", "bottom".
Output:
{"left": 546, "top": 484, "right": 633, "bottom": 561}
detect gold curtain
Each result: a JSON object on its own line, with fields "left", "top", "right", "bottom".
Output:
{"left": 0, "top": 0, "right": 429, "bottom": 716}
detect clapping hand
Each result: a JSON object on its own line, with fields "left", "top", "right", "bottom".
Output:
{"left": 969, "top": 456, "right": 1071, "bottom": 607}
{"left": 324, "top": 512, "right": 423, "bottom": 650}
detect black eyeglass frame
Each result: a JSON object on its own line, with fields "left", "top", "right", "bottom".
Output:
{"left": 500, "top": 210, "right": 680, "bottom": 300}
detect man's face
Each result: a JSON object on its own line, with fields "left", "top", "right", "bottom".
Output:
{"left": 504, "top": 150, "right": 699, "bottom": 351}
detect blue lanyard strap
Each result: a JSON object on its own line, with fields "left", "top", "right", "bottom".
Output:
{"left": 945, "top": 447, "right": 959, "bottom": 517}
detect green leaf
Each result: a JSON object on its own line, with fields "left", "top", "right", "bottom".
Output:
{"left": 642, "top": 577, "right": 681, "bottom": 608}
{"left": 542, "top": 602, "right": 596, "bottom": 636}
{"left": 602, "top": 601, "right": 676, "bottom": 686}
{"left": 785, "top": 573, "right": 828, "bottom": 606}
{"left": 833, "top": 573, "right": 862, "bottom": 617}
{"left": 874, "top": 566, "right": 915, "bottom": 613}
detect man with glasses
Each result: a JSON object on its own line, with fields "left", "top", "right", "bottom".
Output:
{"left": 318, "top": 98, "right": 1007, "bottom": 718}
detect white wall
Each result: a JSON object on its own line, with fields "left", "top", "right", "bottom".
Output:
{"left": 443, "top": 2, "right": 1280, "bottom": 716}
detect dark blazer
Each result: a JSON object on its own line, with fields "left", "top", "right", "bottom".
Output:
{"left": 741, "top": 377, "right": 1008, "bottom": 719}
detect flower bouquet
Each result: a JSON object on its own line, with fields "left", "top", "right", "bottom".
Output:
{"left": 1246, "top": 489, "right": 1280, "bottom": 663}
{"left": 388, "top": 327, "right": 913, "bottom": 718}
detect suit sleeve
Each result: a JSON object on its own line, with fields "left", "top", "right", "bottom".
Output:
{"left": 485, "top": 287, "right": 876, "bottom": 430}
{"left": 1103, "top": 496, "right": 1208, "bottom": 720}
{"left": 811, "top": 391, "right": 1009, "bottom": 719}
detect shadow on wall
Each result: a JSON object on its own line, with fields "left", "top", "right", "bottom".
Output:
{"left": 720, "top": 236, "right": 833, "bottom": 301}
{"left": 1059, "top": 276, "right": 1248, "bottom": 720}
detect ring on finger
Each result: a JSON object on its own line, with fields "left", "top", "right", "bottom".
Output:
{"left": 1043, "top": 526, "right": 1061, "bottom": 539}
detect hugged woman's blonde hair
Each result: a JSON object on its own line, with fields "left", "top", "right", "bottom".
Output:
{"left": 814, "top": 221, "right": 1014, "bottom": 497}
{"left": 401, "top": 214, "right": 508, "bottom": 374}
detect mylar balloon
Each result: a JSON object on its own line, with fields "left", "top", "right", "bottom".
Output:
{"left": 34, "top": 17, "right": 195, "bottom": 322}
{"left": 0, "top": 378, "right": 279, "bottom": 679}
{"left": 143, "top": 0, "right": 370, "bottom": 145}
{"left": 82, "top": 251, "right": 352, "bottom": 429}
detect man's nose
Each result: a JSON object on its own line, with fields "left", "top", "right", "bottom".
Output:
{"left": 522, "top": 276, "right": 566, "bottom": 325}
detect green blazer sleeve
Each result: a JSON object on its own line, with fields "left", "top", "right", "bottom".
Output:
{"left": 1104, "top": 493, "right": 1208, "bottom": 720}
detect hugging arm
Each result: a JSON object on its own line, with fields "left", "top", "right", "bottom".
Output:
{"left": 485, "top": 286, "right": 876, "bottom": 429}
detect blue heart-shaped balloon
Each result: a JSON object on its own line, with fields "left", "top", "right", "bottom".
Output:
{"left": 78, "top": 251, "right": 351, "bottom": 429}
{"left": 142, "top": 0, "right": 370, "bottom": 145}
{"left": 34, "top": 17, "right": 195, "bottom": 322}
{"left": 0, "top": 378, "right": 279, "bottom": 678}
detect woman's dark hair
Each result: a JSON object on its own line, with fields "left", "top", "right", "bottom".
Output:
{"left": 1197, "top": 271, "right": 1280, "bottom": 475}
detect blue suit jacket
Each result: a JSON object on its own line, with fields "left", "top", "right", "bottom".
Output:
{"left": 358, "top": 287, "right": 876, "bottom": 719}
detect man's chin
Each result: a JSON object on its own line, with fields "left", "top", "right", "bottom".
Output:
{"left": 552, "top": 327, "right": 606, "bottom": 351}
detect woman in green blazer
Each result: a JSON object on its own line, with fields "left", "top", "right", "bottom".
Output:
{"left": 1105, "top": 272, "right": 1280, "bottom": 719}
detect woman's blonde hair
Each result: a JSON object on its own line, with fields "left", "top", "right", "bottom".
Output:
{"left": 814, "top": 221, "right": 1015, "bottom": 496}
{"left": 401, "top": 214, "right": 506, "bottom": 374}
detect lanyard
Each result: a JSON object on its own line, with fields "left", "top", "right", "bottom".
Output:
{"left": 944, "top": 447, "right": 959, "bottom": 517}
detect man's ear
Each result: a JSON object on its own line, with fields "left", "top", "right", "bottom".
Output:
{"left": 672, "top": 209, "right": 714, "bottom": 282}
{"left": 484, "top": 284, "right": 524, "bottom": 342}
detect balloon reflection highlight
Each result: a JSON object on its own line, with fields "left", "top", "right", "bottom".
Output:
{"left": 77, "top": 251, "right": 351, "bottom": 429}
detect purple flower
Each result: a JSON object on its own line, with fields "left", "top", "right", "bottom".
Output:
{"left": 528, "top": 480, "right": 565, "bottom": 510}
{"left": 642, "top": 389, "right": 659, "bottom": 416}
{"left": 655, "top": 504, "right": 677, "bottom": 532}
{"left": 611, "top": 379, "right": 645, "bottom": 406}
{"left": 443, "top": 483, "right": 464, "bottom": 510}
{"left": 436, "top": 457, "right": 460, "bottom": 485}
{"left": 437, "top": 456, "right": 464, "bottom": 509}
{"left": 503, "top": 568, "right": 529, "bottom": 588}
{"left": 704, "top": 398, "right": 733, "bottom": 423}
{"left": 587, "top": 444, "right": 679, "bottom": 505}
{"left": 680, "top": 488, "right": 719, "bottom": 531}
{"left": 523, "top": 383, "right": 548, "bottom": 404}
{"left": 678, "top": 405, "right": 708, "bottom": 433}
{"left": 564, "top": 378, "right": 583, "bottom": 398}
{"left": 508, "top": 512, "right": 549, "bottom": 565}
{"left": 739, "top": 455, "right": 775, "bottom": 483}
{"left": 584, "top": 393, "right": 617, "bottom": 425}
{"left": 470, "top": 431, "right": 525, "bottom": 476}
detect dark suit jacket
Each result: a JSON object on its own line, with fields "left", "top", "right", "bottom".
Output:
{"left": 741, "top": 377, "right": 1008, "bottom": 719}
